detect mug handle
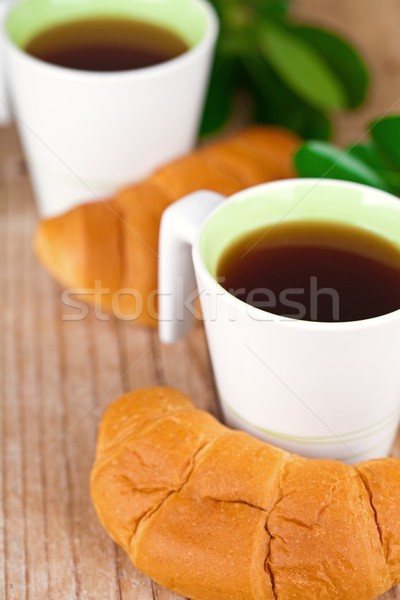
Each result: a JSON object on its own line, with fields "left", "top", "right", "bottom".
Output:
{"left": 158, "top": 190, "right": 225, "bottom": 344}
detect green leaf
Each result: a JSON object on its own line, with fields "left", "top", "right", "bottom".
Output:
{"left": 293, "top": 25, "right": 369, "bottom": 108}
{"left": 294, "top": 107, "right": 332, "bottom": 140}
{"left": 348, "top": 143, "right": 387, "bottom": 171}
{"left": 242, "top": 53, "right": 291, "bottom": 113}
{"left": 294, "top": 141, "right": 391, "bottom": 191}
{"left": 370, "top": 115, "right": 400, "bottom": 170}
{"left": 255, "top": 93, "right": 332, "bottom": 140}
{"left": 200, "top": 56, "right": 237, "bottom": 136}
{"left": 349, "top": 143, "right": 400, "bottom": 195}
{"left": 242, "top": 54, "right": 332, "bottom": 139}
{"left": 259, "top": 21, "right": 347, "bottom": 112}
{"left": 252, "top": 0, "right": 290, "bottom": 18}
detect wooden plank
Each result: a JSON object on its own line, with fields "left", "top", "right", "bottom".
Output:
{"left": 157, "top": 326, "right": 222, "bottom": 418}
{"left": 56, "top": 312, "right": 122, "bottom": 600}
{"left": 0, "top": 180, "right": 7, "bottom": 600}
{"left": 35, "top": 273, "right": 79, "bottom": 600}
{"left": 19, "top": 180, "right": 50, "bottom": 600}
{"left": 117, "top": 323, "right": 184, "bottom": 600}
{"left": 2, "top": 168, "right": 28, "bottom": 600}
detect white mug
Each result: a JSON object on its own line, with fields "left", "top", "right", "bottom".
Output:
{"left": 0, "top": 0, "right": 16, "bottom": 124}
{"left": 158, "top": 179, "right": 400, "bottom": 463}
{"left": 3, "top": 0, "right": 218, "bottom": 216}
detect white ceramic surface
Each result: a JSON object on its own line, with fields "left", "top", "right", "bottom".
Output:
{"left": 0, "top": 0, "right": 16, "bottom": 124}
{"left": 158, "top": 179, "right": 400, "bottom": 462}
{"left": 3, "top": 0, "right": 218, "bottom": 216}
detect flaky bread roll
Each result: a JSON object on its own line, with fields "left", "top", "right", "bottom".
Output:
{"left": 34, "top": 127, "right": 299, "bottom": 326}
{"left": 91, "top": 387, "right": 400, "bottom": 600}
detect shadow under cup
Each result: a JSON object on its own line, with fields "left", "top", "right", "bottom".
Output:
{"left": 195, "top": 179, "right": 400, "bottom": 463}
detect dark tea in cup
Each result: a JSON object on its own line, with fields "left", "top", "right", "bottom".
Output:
{"left": 24, "top": 18, "right": 189, "bottom": 72}
{"left": 216, "top": 220, "right": 400, "bottom": 322}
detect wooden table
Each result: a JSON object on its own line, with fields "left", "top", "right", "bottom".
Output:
{"left": 2, "top": 1, "right": 400, "bottom": 598}
{"left": 1, "top": 123, "right": 221, "bottom": 600}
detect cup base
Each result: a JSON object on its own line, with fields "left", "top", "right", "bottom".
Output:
{"left": 221, "top": 400, "right": 396, "bottom": 464}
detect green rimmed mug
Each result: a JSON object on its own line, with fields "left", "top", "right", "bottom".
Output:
{"left": 159, "top": 179, "right": 400, "bottom": 462}
{"left": 4, "top": 0, "right": 218, "bottom": 216}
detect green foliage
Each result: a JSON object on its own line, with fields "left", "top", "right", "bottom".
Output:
{"left": 260, "top": 21, "right": 347, "bottom": 112}
{"left": 292, "top": 26, "right": 369, "bottom": 108}
{"left": 294, "top": 141, "right": 391, "bottom": 191}
{"left": 370, "top": 116, "right": 400, "bottom": 170}
{"left": 200, "top": 0, "right": 369, "bottom": 139}
{"left": 201, "top": 55, "right": 236, "bottom": 135}
{"left": 294, "top": 115, "right": 400, "bottom": 197}
{"left": 242, "top": 53, "right": 333, "bottom": 139}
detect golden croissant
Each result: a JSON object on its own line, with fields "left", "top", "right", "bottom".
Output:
{"left": 35, "top": 126, "right": 299, "bottom": 326}
{"left": 91, "top": 387, "right": 400, "bottom": 600}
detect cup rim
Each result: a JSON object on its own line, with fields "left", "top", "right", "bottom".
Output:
{"left": 4, "top": 0, "right": 219, "bottom": 81}
{"left": 192, "top": 177, "right": 400, "bottom": 330}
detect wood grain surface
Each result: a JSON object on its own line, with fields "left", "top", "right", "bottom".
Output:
{"left": 1, "top": 1, "right": 400, "bottom": 599}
